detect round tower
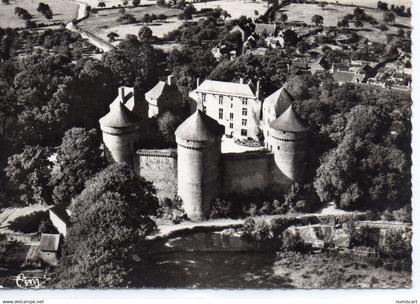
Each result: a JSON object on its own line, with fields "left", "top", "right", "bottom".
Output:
{"left": 268, "top": 105, "right": 308, "bottom": 188}
{"left": 175, "top": 109, "right": 225, "bottom": 221}
{"left": 99, "top": 101, "right": 140, "bottom": 167}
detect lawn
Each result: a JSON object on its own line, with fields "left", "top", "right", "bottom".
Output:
{"left": 281, "top": 3, "right": 411, "bottom": 43}
{"left": 78, "top": 5, "right": 183, "bottom": 42}
{"left": 192, "top": 0, "right": 269, "bottom": 19}
{"left": 0, "top": 0, "right": 78, "bottom": 28}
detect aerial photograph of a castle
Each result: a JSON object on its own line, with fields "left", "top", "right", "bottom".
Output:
{"left": 0, "top": 0, "right": 413, "bottom": 292}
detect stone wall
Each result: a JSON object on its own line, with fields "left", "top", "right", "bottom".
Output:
{"left": 221, "top": 151, "right": 273, "bottom": 194}
{"left": 136, "top": 149, "right": 178, "bottom": 199}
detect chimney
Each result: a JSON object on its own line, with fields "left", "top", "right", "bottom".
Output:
{"left": 119, "top": 86, "right": 125, "bottom": 99}
{"left": 196, "top": 77, "right": 200, "bottom": 89}
{"left": 256, "top": 80, "right": 260, "bottom": 100}
{"left": 239, "top": 78, "right": 244, "bottom": 84}
{"left": 167, "top": 75, "right": 174, "bottom": 86}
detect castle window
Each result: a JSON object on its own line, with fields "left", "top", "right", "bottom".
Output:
{"left": 203, "top": 106, "right": 207, "bottom": 113}
{"left": 278, "top": 146, "right": 280, "bottom": 150}
{"left": 231, "top": 102, "right": 233, "bottom": 108}
{"left": 242, "top": 119, "right": 247, "bottom": 126}
{"left": 242, "top": 98, "right": 248, "bottom": 105}
{"left": 202, "top": 93, "right": 206, "bottom": 103}
{"left": 241, "top": 129, "right": 247, "bottom": 136}
{"left": 219, "top": 95, "right": 223, "bottom": 105}
{"left": 230, "top": 113, "right": 234, "bottom": 120}
{"left": 229, "top": 122, "right": 233, "bottom": 129}
{"left": 219, "top": 108, "right": 223, "bottom": 119}
{"left": 242, "top": 108, "right": 248, "bottom": 116}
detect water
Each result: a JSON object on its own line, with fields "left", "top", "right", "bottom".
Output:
{"left": 135, "top": 231, "right": 294, "bottom": 288}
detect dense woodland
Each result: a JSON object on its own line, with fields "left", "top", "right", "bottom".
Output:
{"left": 0, "top": 21, "right": 412, "bottom": 286}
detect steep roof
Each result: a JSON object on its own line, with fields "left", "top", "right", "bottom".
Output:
{"left": 194, "top": 80, "right": 257, "bottom": 99}
{"left": 310, "top": 56, "right": 330, "bottom": 71}
{"left": 145, "top": 81, "right": 180, "bottom": 101}
{"left": 264, "top": 87, "right": 294, "bottom": 116}
{"left": 175, "top": 109, "right": 224, "bottom": 141}
{"left": 50, "top": 204, "right": 70, "bottom": 225}
{"left": 99, "top": 102, "right": 139, "bottom": 128}
{"left": 39, "top": 234, "right": 60, "bottom": 252}
{"left": 269, "top": 105, "right": 308, "bottom": 132}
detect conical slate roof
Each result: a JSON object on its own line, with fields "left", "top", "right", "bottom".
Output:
{"left": 269, "top": 105, "right": 308, "bottom": 133}
{"left": 99, "top": 102, "right": 139, "bottom": 128}
{"left": 175, "top": 109, "right": 224, "bottom": 141}
{"left": 265, "top": 87, "right": 294, "bottom": 116}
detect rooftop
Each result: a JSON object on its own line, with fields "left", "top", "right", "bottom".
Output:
{"left": 194, "top": 79, "right": 258, "bottom": 99}
{"left": 99, "top": 102, "right": 139, "bottom": 128}
{"left": 49, "top": 204, "right": 70, "bottom": 225}
{"left": 39, "top": 234, "right": 60, "bottom": 252}
{"left": 145, "top": 81, "right": 180, "bottom": 101}
{"left": 175, "top": 109, "right": 225, "bottom": 141}
{"left": 264, "top": 87, "right": 294, "bottom": 117}
{"left": 269, "top": 105, "right": 308, "bottom": 133}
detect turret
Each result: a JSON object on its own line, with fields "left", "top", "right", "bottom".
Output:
{"left": 268, "top": 105, "right": 308, "bottom": 188}
{"left": 175, "top": 109, "right": 224, "bottom": 221}
{"left": 99, "top": 101, "right": 140, "bottom": 167}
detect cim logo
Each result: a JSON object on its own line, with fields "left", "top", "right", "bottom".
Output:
{"left": 12, "top": 273, "right": 50, "bottom": 289}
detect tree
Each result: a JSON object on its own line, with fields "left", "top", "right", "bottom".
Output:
{"left": 5, "top": 146, "right": 53, "bottom": 205}
{"left": 141, "top": 13, "right": 151, "bottom": 23}
{"left": 102, "top": 36, "right": 162, "bottom": 87}
{"left": 50, "top": 128, "right": 104, "bottom": 205}
{"left": 222, "top": 10, "right": 231, "bottom": 21}
{"left": 337, "top": 19, "right": 349, "bottom": 28}
{"left": 319, "top": 1, "right": 327, "bottom": 10}
{"left": 182, "top": 4, "right": 196, "bottom": 20}
{"left": 311, "top": 14, "right": 324, "bottom": 26}
{"left": 2, "top": 0, "right": 10, "bottom": 5}
{"left": 55, "top": 164, "right": 158, "bottom": 288}
{"left": 123, "top": 0, "right": 128, "bottom": 6}
{"left": 157, "top": 111, "right": 182, "bottom": 146}
{"left": 97, "top": 1, "right": 106, "bottom": 7}
{"left": 279, "top": 13, "right": 288, "bottom": 23}
{"left": 119, "top": 7, "right": 126, "bottom": 14}
{"left": 383, "top": 11, "right": 396, "bottom": 24}
{"left": 107, "top": 31, "right": 119, "bottom": 42}
{"left": 355, "top": 20, "right": 363, "bottom": 27}
{"left": 138, "top": 26, "right": 153, "bottom": 41}
{"left": 132, "top": 0, "right": 140, "bottom": 6}
{"left": 296, "top": 41, "right": 310, "bottom": 54}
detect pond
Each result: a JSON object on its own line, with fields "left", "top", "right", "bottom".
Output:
{"left": 134, "top": 231, "right": 294, "bottom": 288}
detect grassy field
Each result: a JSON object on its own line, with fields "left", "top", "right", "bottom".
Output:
{"left": 274, "top": 252, "right": 411, "bottom": 288}
{"left": 0, "top": 0, "right": 78, "bottom": 28}
{"left": 79, "top": 5, "right": 182, "bottom": 42}
{"left": 192, "top": 0, "right": 268, "bottom": 19}
{"left": 282, "top": 3, "right": 411, "bottom": 43}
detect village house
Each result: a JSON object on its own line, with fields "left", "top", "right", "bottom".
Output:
{"left": 39, "top": 233, "right": 61, "bottom": 266}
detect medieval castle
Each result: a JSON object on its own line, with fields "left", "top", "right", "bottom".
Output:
{"left": 99, "top": 78, "right": 309, "bottom": 221}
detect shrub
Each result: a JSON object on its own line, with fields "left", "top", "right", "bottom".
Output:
{"left": 282, "top": 229, "right": 309, "bottom": 252}
{"left": 156, "top": 196, "right": 186, "bottom": 223}
{"left": 8, "top": 211, "right": 51, "bottom": 234}
{"left": 210, "top": 198, "right": 232, "bottom": 219}
{"left": 241, "top": 217, "right": 272, "bottom": 242}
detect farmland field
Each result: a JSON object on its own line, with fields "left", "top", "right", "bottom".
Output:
{"left": 282, "top": 3, "right": 411, "bottom": 43}
{"left": 192, "top": 0, "right": 268, "bottom": 19}
{"left": 324, "top": 0, "right": 411, "bottom": 9}
{"left": 78, "top": 5, "right": 183, "bottom": 42}
{"left": 0, "top": 0, "right": 78, "bottom": 28}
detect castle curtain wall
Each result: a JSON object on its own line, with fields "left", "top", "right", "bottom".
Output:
{"left": 136, "top": 149, "right": 178, "bottom": 199}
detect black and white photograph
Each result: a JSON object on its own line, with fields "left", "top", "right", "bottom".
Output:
{"left": 0, "top": 0, "right": 415, "bottom": 295}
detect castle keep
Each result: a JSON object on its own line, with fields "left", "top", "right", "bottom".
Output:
{"left": 99, "top": 82, "right": 309, "bottom": 221}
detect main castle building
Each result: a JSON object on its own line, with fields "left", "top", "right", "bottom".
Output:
{"left": 99, "top": 81, "right": 309, "bottom": 221}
